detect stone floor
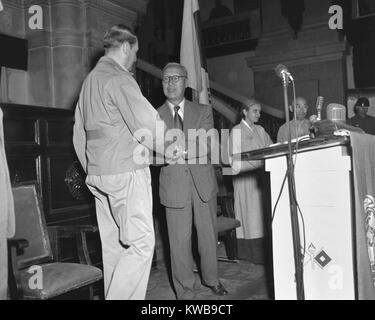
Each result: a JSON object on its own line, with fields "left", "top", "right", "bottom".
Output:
{"left": 55, "top": 243, "right": 273, "bottom": 300}
{"left": 145, "top": 243, "right": 274, "bottom": 300}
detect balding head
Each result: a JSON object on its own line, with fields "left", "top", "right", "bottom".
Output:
{"left": 103, "top": 24, "right": 137, "bottom": 51}
{"left": 290, "top": 97, "right": 308, "bottom": 120}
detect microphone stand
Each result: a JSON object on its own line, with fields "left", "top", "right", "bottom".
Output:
{"left": 281, "top": 73, "right": 305, "bottom": 300}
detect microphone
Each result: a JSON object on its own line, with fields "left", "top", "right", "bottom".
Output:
{"left": 274, "top": 64, "right": 294, "bottom": 81}
{"left": 309, "top": 114, "right": 318, "bottom": 124}
{"left": 316, "top": 96, "right": 324, "bottom": 121}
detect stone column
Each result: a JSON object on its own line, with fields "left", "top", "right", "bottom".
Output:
{"left": 24, "top": 0, "right": 149, "bottom": 109}
{"left": 0, "top": 0, "right": 27, "bottom": 104}
{"left": 25, "top": 0, "right": 54, "bottom": 107}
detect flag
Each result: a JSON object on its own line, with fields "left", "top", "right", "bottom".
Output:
{"left": 350, "top": 132, "right": 375, "bottom": 299}
{"left": 180, "top": 0, "right": 210, "bottom": 105}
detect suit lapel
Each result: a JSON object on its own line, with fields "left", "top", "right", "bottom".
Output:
{"left": 160, "top": 102, "right": 174, "bottom": 129}
{"left": 183, "top": 100, "right": 196, "bottom": 134}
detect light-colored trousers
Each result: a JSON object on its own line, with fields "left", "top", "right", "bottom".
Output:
{"left": 86, "top": 168, "right": 154, "bottom": 300}
{"left": 165, "top": 174, "right": 218, "bottom": 300}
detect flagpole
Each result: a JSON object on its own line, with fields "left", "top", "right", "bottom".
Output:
{"left": 193, "top": 3, "right": 211, "bottom": 105}
{"left": 180, "top": 0, "right": 210, "bottom": 105}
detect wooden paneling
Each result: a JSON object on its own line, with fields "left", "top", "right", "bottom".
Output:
{"left": 2, "top": 104, "right": 95, "bottom": 226}
{"left": 2, "top": 104, "right": 101, "bottom": 265}
{"left": 202, "top": 13, "right": 260, "bottom": 58}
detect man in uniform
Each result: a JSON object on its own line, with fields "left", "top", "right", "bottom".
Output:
{"left": 349, "top": 97, "right": 375, "bottom": 135}
{"left": 73, "top": 24, "right": 166, "bottom": 300}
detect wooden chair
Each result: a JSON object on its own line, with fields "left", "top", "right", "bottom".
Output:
{"left": 7, "top": 182, "right": 103, "bottom": 300}
{"left": 214, "top": 166, "right": 241, "bottom": 262}
{"left": 217, "top": 195, "right": 240, "bottom": 261}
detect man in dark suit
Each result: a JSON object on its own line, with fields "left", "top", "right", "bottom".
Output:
{"left": 158, "top": 62, "right": 227, "bottom": 299}
{"left": 349, "top": 97, "right": 375, "bottom": 135}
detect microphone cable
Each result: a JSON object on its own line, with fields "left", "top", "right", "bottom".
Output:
{"left": 271, "top": 75, "right": 307, "bottom": 271}
{"left": 271, "top": 64, "right": 306, "bottom": 299}
{"left": 290, "top": 78, "right": 307, "bottom": 261}
{"left": 271, "top": 165, "right": 288, "bottom": 223}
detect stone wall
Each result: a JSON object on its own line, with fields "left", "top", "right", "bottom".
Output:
{"left": 1, "top": 0, "right": 148, "bottom": 109}
{"left": 207, "top": 51, "right": 255, "bottom": 99}
{"left": 0, "top": 0, "right": 27, "bottom": 104}
{"left": 246, "top": 0, "right": 348, "bottom": 118}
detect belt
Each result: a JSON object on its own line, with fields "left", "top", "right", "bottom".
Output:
{"left": 86, "top": 127, "right": 121, "bottom": 141}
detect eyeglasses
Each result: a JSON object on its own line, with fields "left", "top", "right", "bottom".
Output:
{"left": 162, "top": 75, "right": 186, "bottom": 84}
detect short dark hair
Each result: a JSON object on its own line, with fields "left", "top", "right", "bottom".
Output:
{"left": 355, "top": 97, "right": 370, "bottom": 108}
{"left": 103, "top": 24, "right": 137, "bottom": 49}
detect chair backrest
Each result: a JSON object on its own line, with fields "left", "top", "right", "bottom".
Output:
{"left": 12, "top": 182, "right": 53, "bottom": 270}
{"left": 214, "top": 165, "right": 231, "bottom": 197}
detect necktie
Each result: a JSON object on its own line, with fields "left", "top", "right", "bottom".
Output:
{"left": 174, "top": 105, "right": 183, "bottom": 131}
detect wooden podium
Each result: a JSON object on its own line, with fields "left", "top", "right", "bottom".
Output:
{"left": 242, "top": 136, "right": 356, "bottom": 300}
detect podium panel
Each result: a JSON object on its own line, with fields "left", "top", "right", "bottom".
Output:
{"left": 266, "top": 145, "right": 355, "bottom": 300}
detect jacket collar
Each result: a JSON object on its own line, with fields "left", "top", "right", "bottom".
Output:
{"left": 97, "top": 56, "right": 133, "bottom": 75}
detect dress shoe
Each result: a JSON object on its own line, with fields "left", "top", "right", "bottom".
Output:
{"left": 205, "top": 282, "right": 228, "bottom": 296}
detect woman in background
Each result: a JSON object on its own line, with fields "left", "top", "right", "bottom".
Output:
{"left": 229, "top": 99, "right": 273, "bottom": 264}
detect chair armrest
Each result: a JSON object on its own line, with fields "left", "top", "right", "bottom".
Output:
{"left": 7, "top": 238, "right": 29, "bottom": 299}
{"left": 48, "top": 225, "right": 98, "bottom": 237}
{"left": 8, "top": 238, "right": 29, "bottom": 253}
{"left": 48, "top": 225, "right": 99, "bottom": 266}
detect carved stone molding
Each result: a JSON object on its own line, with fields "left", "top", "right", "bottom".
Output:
{"left": 257, "top": 22, "right": 343, "bottom": 53}
{"left": 23, "top": 0, "right": 82, "bottom": 6}
{"left": 247, "top": 50, "right": 346, "bottom": 72}
{"left": 2, "top": 0, "right": 24, "bottom": 9}
{"left": 23, "top": 0, "right": 50, "bottom": 8}
{"left": 88, "top": 0, "right": 139, "bottom": 23}
{"left": 26, "top": 30, "right": 52, "bottom": 49}
{"left": 52, "top": 32, "right": 84, "bottom": 47}
{"left": 106, "top": 0, "right": 149, "bottom": 16}
{"left": 22, "top": 0, "right": 149, "bottom": 15}
{"left": 246, "top": 18, "right": 348, "bottom": 71}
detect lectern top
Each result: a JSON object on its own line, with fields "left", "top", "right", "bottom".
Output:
{"left": 240, "top": 135, "right": 349, "bottom": 161}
